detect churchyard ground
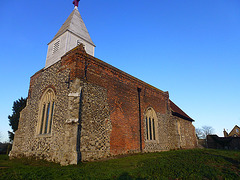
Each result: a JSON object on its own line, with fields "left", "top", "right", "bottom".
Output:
{"left": 0, "top": 149, "right": 239, "bottom": 179}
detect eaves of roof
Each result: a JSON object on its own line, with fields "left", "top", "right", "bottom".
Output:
{"left": 170, "top": 100, "right": 194, "bottom": 122}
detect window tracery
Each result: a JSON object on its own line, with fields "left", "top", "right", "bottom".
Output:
{"left": 38, "top": 88, "right": 55, "bottom": 135}
{"left": 145, "top": 107, "right": 158, "bottom": 141}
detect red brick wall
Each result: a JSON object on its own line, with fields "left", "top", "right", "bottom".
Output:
{"left": 60, "top": 46, "right": 170, "bottom": 155}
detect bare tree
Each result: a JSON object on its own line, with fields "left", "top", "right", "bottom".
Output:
{"left": 196, "top": 128, "right": 204, "bottom": 139}
{"left": 196, "top": 126, "right": 214, "bottom": 139}
{"left": 202, "top": 126, "right": 214, "bottom": 138}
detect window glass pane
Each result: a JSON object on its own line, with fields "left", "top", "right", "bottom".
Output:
{"left": 44, "top": 103, "right": 50, "bottom": 134}
{"left": 146, "top": 117, "right": 148, "bottom": 140}
{"left": 152, "top": 118, "right": 155, "bottom": 140}
{"left": 49, "top": 102, "right": 54, "bottom": 133}
{"left": 40, "top": 104, "right": 46, "bottom": 134}
{"left": 149, "top": 117, "right": 152, "bottom": 140}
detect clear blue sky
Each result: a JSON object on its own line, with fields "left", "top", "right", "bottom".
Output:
{"left": 0, "top": 0, "right": 240, "bottom": 142}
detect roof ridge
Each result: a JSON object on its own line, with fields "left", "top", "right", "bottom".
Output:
{"left": 228, "top": 125, "right": 240, "bottom": 135}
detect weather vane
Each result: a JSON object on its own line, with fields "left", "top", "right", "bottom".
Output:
{"left": 73, "top": 0, "right": 80, "bottom": 7}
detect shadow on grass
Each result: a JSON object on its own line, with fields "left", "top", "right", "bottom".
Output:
{"left": 117, "top": 172, "right": 145, "bottom": 180}
{"left": 204, "top": 151, "right": 240, "bottom": 166}
{"left": 118, "top": 172, "right": 133, "bottom": 180}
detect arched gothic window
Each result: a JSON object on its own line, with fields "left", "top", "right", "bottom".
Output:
{"left": 38, "top": 88, "right": 55, "bottom": 135}
{"left": 145, "top": 107, "right": 158, "bottom": 141}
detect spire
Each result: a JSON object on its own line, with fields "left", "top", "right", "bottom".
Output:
{"left": 45, "top": 4, "right": 95, "bottom": 68}
{"left": 49, "top": 7, "right": 95, "bottom": 46}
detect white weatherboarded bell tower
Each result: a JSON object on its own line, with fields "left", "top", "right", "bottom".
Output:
{"left": 45, "top": 6, "right": 95, "bottom": 68}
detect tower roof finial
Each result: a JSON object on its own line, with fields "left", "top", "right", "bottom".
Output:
{"left": 73, "top": 0, "right": 80, "bottom": 7}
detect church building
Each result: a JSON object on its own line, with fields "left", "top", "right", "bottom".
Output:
{"left": 10, "top": 2, "right": 197, "bottom": 165}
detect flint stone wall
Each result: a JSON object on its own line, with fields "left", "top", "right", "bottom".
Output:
{"left": 10, "top": 45, "right": 197, "bottom": 165}
{"left": 10, "top": 59, "right": 112, "bottom": 165}
{"left": 174, "top": 116, "right": 197, "bottom": 149}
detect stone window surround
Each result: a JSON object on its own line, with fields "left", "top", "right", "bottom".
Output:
{"left": 36, "top": 88, "right": 55, "bottom": 137}
{"left": 145, "top": 107, "right": 158, "bottom": 142}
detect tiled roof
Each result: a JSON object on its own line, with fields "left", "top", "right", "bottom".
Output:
{"left": 170, "top": 100, "right": 194, "bottom": 121}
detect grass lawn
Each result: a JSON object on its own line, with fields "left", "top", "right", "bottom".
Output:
{"left": 0, "top": 149, "right": 239, "bottom": 179}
